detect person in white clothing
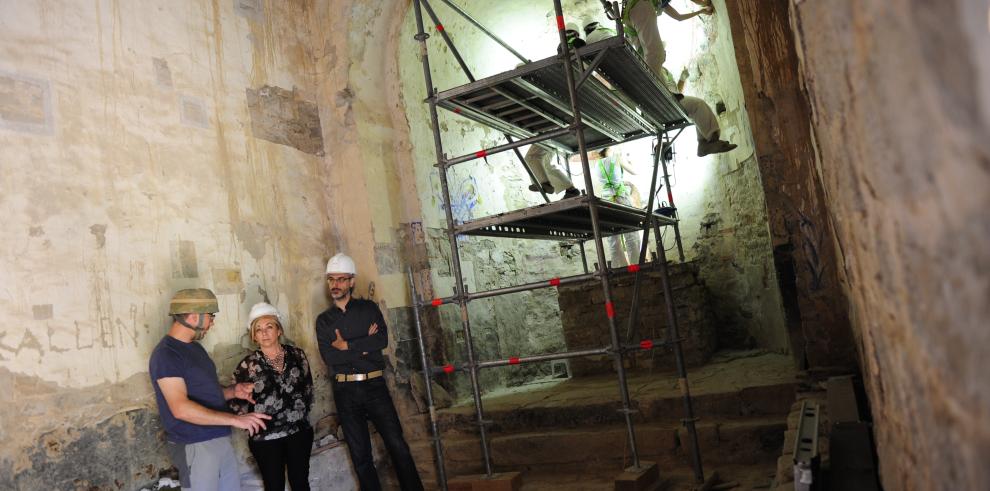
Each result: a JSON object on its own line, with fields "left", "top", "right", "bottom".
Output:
{"left": 586, "top": 1, "right": 736, "bottom": 157}
{"left": 526, "top": 145, "right": 581, "bottom": 200}
{"left": 590, "top": 147, "right": 643, "bottom": 267}
{"left": 623, "top": 0, "right": 712, "bottom": 76}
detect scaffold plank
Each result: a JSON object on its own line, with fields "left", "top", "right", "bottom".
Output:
{"left": 435, "top": 36, "right": 689, "bottom": 154}
{"left": 454, "top": 196, "right": 677, "bottom": 241}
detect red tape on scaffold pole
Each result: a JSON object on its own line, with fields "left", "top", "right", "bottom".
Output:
{"left": 605, "top": 301, "right": 615, "bottom": 318}
{"left": 443, "top": 364, "right": 455, "bottom": 374}
{"left": 508, "top": 357, "right": 520, "bottom": 365}
{"left": 556, "top": 15, "right": 565, "bottom": 31}
{"left": 475, "top": 149, "right": 488, "bottom": 158}
{"left": 640, "top": 339, "right": 654, "bottom": 350}
{"left": 627, "top": 264, "right": 640, "bottom": 273}
{"left": 549, "top": 278, "right": 561, "bottom": 286}
{"left": 431, "top": 298, "right": 442, "bottom": 307}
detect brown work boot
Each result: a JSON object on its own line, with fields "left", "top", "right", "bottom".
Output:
{"left": 529, "top": 181, "right": 554, "bottom": 193}
{"left": 697, "top": 138, "right": 737, "bottom": 157}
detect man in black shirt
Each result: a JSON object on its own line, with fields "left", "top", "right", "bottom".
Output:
{"left": 316, "top": 253, "right": 424, "bottom": 491}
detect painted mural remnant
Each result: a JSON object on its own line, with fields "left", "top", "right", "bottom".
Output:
{"left": 0, "top": 71, "right": 53, "bottom": 135}
{"left": 246, "top": 85, "right": 325, "bottom": 155}
{"left": 153, "top": 58, "right": 173, "bottom": 89}
{"left": 179, "top": 95, "right": 210, "bottom": 129}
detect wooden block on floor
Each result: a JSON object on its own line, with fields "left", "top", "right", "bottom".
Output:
{"left": 614, "top": 462, "right": 660, "bottom": 491}
{"left": 447, "top": 471, "right": 522, "bottom": 491}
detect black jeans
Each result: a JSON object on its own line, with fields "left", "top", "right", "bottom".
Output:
{"left": 247, "top": 425, "right": 314, "bottom": 491}
{"left": 334, "top": 377, "right": 424, "bottom": 491}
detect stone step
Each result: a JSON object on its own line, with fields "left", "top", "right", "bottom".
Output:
{"left": 412, "top": 417, "right": 785, "bottom": 480}
{"left": 436, "top": 380, "right": 796, "bottom": 435}
{"left": 515, "top": 463, "right": 781, "bottom": 491}
{"left": 409, "top": 352, "right": 797, "bottom": 487}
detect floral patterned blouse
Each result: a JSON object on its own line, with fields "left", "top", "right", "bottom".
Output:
{"left": 230, "top": 344, "right": 313, "bottom": 441}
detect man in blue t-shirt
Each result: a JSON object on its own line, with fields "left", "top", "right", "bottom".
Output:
{"left": 150, "top": 288, "right": 271, "bottom": 490}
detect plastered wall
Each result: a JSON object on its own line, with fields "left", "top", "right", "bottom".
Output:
{"left": 0, "top": 0, "right": 421, "bottom": 488}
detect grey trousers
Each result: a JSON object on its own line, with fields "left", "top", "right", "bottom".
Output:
{"left": 167, "top": 436, "right": 241, "bottom": 491}
{"left": 606, "top": 194, "right": 643, "bottom": 267}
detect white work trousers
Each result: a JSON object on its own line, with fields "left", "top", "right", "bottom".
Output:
{"left": 605, "top": 194, "right": 643, "bottom": 267}
{"left": 679, "top": 95, "right": 720, "bottom": 142}
{"left": 627, "top": 0, "right": 667, "bottom": 76}
{"left": 627, "top": 1, "right": 721, "bottom": 142}
{"left": 525, "top": 145, "right": 574, "bottom": 193}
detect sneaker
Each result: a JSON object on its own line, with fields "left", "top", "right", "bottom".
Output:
{"left": 560, "top": 188, "right": 581, "bottom": 200}
{"left": 697, "top": 139, "right": 737, "bottom": 157}
{"left": 529, "top": 181, "right": 554, "bottom": 193}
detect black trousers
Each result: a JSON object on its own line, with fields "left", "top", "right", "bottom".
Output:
{"left": 247, "top": 425, "right": 314, "bottom": 491}
{"left": 334, "top": 377, "right": 424, "bottom": 491}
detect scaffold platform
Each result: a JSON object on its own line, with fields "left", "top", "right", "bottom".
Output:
{"left": 456, "top": 195, "right": 677, "bottom": 241}
{"left": 436, "top": 36, "right": 689, "bottom": 154}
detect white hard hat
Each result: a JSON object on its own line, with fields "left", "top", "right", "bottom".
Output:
{"left": 325, "top": 253, "right": 357, "bottom": 275}
{"left": 247, "top": 302, "right": 282, "bottom": 332}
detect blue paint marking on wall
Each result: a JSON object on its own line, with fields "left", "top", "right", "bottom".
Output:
{"left": 431, "top": 172, "right": 480, "bottom": 227}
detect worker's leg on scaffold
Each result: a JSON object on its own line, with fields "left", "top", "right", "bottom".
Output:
{"left": 678, "top": 95, "right": 719, "bottom": 142}
{"left": 628, "top": 0, "right": 666, "bottom": 77}
{"left": 546, "top": 165, "right": 576, "bottom": 194}
{"left": 615, "top": 193, "right": 642, "bottom": 265}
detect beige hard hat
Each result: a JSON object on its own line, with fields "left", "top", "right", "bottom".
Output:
{"left": 168, "top": 289, "right": 219, "bottom": 315}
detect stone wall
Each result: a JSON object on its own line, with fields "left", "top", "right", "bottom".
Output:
{"left": 690, "top": 154, "right": 789, "bottom": 350}
{"left": 734, "top": 0, "right": 990, "bottom": 488}
{"left": 723, "top": 0, "right": 856, "bottom": 369}
{"left": 396, "top": 0, "right": 607, "bottom": 398}
{"left": 558, "top": 262, "right": 716, "bottom": 375}
{"left": 660, "top": 1, "right": 790, "bottom": 355}
{"left": 396, "top": 0, "right": 790, "bottom": 399}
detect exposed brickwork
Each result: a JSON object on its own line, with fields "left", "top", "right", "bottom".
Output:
{"left": 557, "top": 261, "right": 716, "bottom": 375}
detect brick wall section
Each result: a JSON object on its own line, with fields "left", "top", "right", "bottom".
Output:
{"left": 557, "top": 261, "right": 716, "bottom": 376}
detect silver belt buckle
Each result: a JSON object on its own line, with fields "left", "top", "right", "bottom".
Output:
{"left": 352, "top": 373, "right": 367, "bottom": 381}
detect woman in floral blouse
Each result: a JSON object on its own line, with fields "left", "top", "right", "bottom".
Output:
{"left": 231, "top": 302, "right": 314, "bottom": 490}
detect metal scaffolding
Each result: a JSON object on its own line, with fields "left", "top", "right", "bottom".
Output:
{"left": 408, "top": 0, "right": 704, "bottom": 487}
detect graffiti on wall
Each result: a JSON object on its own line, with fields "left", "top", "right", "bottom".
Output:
{"left": 431, "top": 171, "right": 480, "bottom": 226}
